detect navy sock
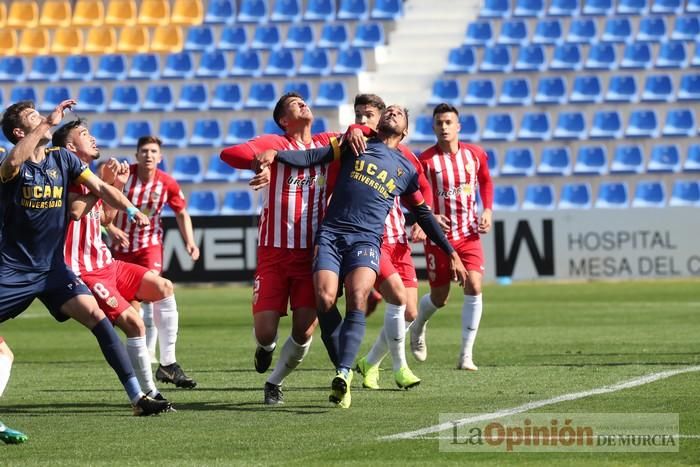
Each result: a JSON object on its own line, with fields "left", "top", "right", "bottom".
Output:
{"left": 338, "top": 310, "right": 366, "bottom": 371}
{"left": 91, "top": 318, "right": 141, "bottom": 401}
{"left": 318, "top": 305, "right": 343, "bottom": 368}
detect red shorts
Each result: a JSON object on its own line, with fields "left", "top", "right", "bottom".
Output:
{"left": 80, "top": 260, "right": 149, "bottom": 323}
{"left": 113, "top": 245, "right": 163, "bottom": 274}
{"left": 253, "top": 246, "right": 315, "bottom": 315}
{"left": 376, "top": 242, "right": 418, "bottom": 289}
{"left": 425, "top": 236, "right": 485, "bottom": 287}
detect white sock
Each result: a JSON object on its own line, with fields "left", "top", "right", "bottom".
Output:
{"left": 126, "top": 336, "right": 158, "bottom": 396}
{"left": 255, "top": 329, "right": 277, "bottom": 352}
{"left": 461, "top": 294, "right": 483, "bottom": 358}
{"left": 365, "top": 328, "right": 387, "bottom": 367}
{"left": 384, "top": 303, "right": 407, "bottom": 371}
{"left": 0, "top": 355, "right": 12, "bottom": 397}
{"left": 416, "top": 294, "right": 439, "bottom": 329}
{"left": 267, "top": 336, "right": 311, "bottom": 386}
{"left": 141, "top": 302, "right": 158, "bottom": 360}
{"left": 153, "top": 295, "right": 179, "bottom": 366}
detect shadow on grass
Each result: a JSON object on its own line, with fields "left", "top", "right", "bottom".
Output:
{"left": 173, "top": 401, "right": 331, "bottom": 414}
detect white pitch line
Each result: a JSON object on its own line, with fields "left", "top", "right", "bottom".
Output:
{"left": 380, "top": 365, "right": 700, "bottom": 441}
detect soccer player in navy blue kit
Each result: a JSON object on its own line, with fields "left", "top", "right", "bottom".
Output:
{"left": 254, "top": 105, "right": 468, "bottom": 408}
{"left": 0, "top": 99, "right": 172, "bottom": 429}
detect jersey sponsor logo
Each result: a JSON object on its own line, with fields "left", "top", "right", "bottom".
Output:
{"left": 437, "top": 184, "right": 472, "bottom": 198}
{"left": 351, "top": 160, "right": 397, "bottom": 199}
{"left": 21, "top": 185, "right": 64, "bottom": 209}
{"left": 106, "top": 296, "right": 119, "bottom": 308}
{"left": 287, "top": 173, "right": 325, "bottom": 188}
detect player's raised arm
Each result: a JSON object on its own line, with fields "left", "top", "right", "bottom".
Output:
{"left": 271, "top": 137, "right": 342, "bottom": 168}
{"left": 79, "top": 172, "right": 149, "bottom": 227}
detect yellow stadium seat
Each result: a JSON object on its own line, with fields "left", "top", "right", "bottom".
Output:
{"left": 84, "top": 25, "right": 117, "bottom": 54}
{"left": 171, "top": 0, "right": 203, "bottom": 25}
{"left": 17, "top": 28, "right": 49, "bottom": 56}
{"left": 0, "top": 2, "right": 7, "bottom": 28}
{"left": 52, "top": 27, "right": 84, "bottom": 55}
{"left": 72, "top": 0, "right": 104, "bottom": 27}
{"left": 7, "top": 0, "right": 39, "bottom": 28}
{"left": 105, "top": 0, "right": 137, "bottom": 26}
{"left": 117, "top": 25, "right": 150, "bottom": 53}
{"left": 138, "top": 0, "right": 170, "bottom": 26}
{"left": 40, "top": 0, "right": 71, "bottom": 27}
{"left": 0, "top": 30, "right": 18, "bottom": 56}
{"left": 151, "top": 25, "right": 183, "bottom": 53}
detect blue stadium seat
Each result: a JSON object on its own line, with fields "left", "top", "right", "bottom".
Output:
{"left": 549, "top": 0, "right": 579, "bottom": 15}
{"left": 606, "top": 74, "right": 637, "bottom": 102}
{"left": 271, "top": 0, "right": 301, "bottom": 22}
{"left": 550, "top": 43, "right": 582, "bottom": 70}
{"left": 514, "top": 44, "right": 546, "bottom": 71}
{"left": 537, "top": 147, "right": 572, "bottom": 175}
{"left": 142, "top": 84, "right": 174, "bottom": 111}
{"left": 692, "top": 43, "right": 700, "bottom": 67}
{"left": 632, "top": 181, "right": 666, "bottom": 207}
{"left": 446, "top": 45, "right": 476, "bottom": 73}
{"left": 493, "top": 185, "right": 519, "bottom": 210}
{"left": 678, "top": 73, "right": 700, "bottom": 100}
{"left": 61, "top": 55, "right": 91, "bottom": 81}
{"left": 237, "top": 0, "right": 268, "bottom": 23}
{"left": 298, "top": 48, "right": 330, "bottom": 75}
{"left": 121, "top": 120, "right": 153, "bottom": 147}
{"left": 246, "top": 82, "right": 277, "bottom": 109}
{"left": 197, "top": 50, "right": 228, "bottom": 78}
{"left": 626, "top": 109, "right": 659, "bottom": 137}
{"left": 463, "top": 79, "right": 496, "bottom": 105}
{"left": 480, "top": 0, "right": 511, "bottom": 17}
{"left": 371, "top": 0, "right": 403, "bottom": 19}
{"left": 28, "top": 56, "right": 59, "bottom": 82}
{"left": 159, "top": 119, "right": 188, "bottom": 148}
{"left": 456, "top": 115, "right": 478, "bottom": 141}
{"left": 522, "top": 184, "right": 555, "bottom": 210}
{"left": 285, "top": 24, "right": 314, "bottom": 49}
{"left": 480, "top": 45, "right": 511, "bottom": 72}
{"left": 176, "top": 83, "right": 208, "bottom": 111}
{"left": 283, "top": 81, "right": 312, "bottom": 101}
{"left": 590, "top": 110, "right": 623, "bottom": 139}
{"left": 670, "top": 180, "right": 700, "bottom": 205}
{"left": 684, "top": 144, "right": 700, "bottom": 171}
{"left": 224, "top": 119, "right": 257, "bottom": 144}
{"left": 10, "top": 86, "right": 37, "bottom": 104}
{"left": 641, "top": 74, "right": 673, "bottom": 102}
{"left": 652, "top": 0, "right": 682, "bottom": 12}
{"left": 108, "top": 85, "right": 140, "bottom": 112}
{"left": 190, "top": 119, "right": 222, "bottom": 147}
{"left": 583, "top": 0, "right": 613, "bottom": 15}
{"left": 574, "top": 146, "right": 608, "bottom": 175}
{"left": 172, "top": 155, "right": 203, "bottom": 183}
{"left": 184, "top": 25, "right": 215, "bottom": 52}
{"left": 90, "top": 121, "right": 119, "bottom": 149}
{"left": 611, "top": 144, "right": 644, "bottom": 173}
{"left": 39, "top": 86, "right": 70, "bottom": 112}
{"left": 687, "top": 0, "right": 700, "bottom": 11}
{"left": 637, "top": 16, "right": 666, "bottom": 42}
{"left": 465, "top": 21, "right": 493, "bottom": 46}
{"left": 482, "top": 113, "right": 515, "bottom": 141}
{"left": 498, "top": 19, "right": 527, "bottom": 45}
{"left": 656, "top": 41, "right": 688, "bottom": 68}
{"left": 532, "top": 19, "right": 562, "bottom": 44}
{"left": 333, "top": 48, "right": 364, "bottom": 74}
{"left": 485, "top": 148, "right": 499, "bottom": 175}
{"left": 230, "top": 49, "right": 262, "bottom": 77}
{"left": 567, "top": 18, "right": 596, "bottom": 44}
{"left": 596, "top": 182, "right": 629, "bottom": 208}
{"left": 501, "top": 147, "right": 535, "bottom": 175}
{"left": 337, "top": 0, "right": 369, "bottom": 20}
{"left": 310, "top": 118, "right": 327, "bottom": 133}
{"left": 95, "top": 54, "right": 127, "bottom": 80}
{"left": 188, "top": 190, "right": 219, "bottom": 216}
{"left": 617, "top": 0, "right": 648, "bottom": 14}
{"left": 663, "top": 108, "right": 695, "bottom": 136}
{"left": 601, "top": 17, "right": 632, "bottom": 43}
{"left": 429, "top": 79, "right": 461, "bottom": 106}
{"left": 251, "top": 24, "right": 281, "bottom": 50}
{"left": 534, "top": 76, "right": 566, "bottom": 104}
{"left": 499, "top": 78, "right": 531, "bottom": 105}
{"left": 219, "top": 26, "right": 247, "bottom": 50}
{"left": 162, "top": 52, "right": 195, "bottom": 79}
{"left": 514, "top": 0, "right": 544, "bottom": 16}
{"left": 77, "top": 85, "right": 106, "bottom": 113}
{"left": 353, "top": 22, "right": 385, "bottom": 48}
{"left": 316, "top": 81, "right": 347, "bottom": 107}
{"left": 648, "top": 144, "right": 681, "bottom": 171}
{"left": 410, "top": 115, "right": 436, "bottom": 143}
{"left": 205, "top": 154, "right": 238, "bottom": 182}
{"left": 554, "top": 111, "right": 586, "bottom": 139}
{"left": 559, "top": 183, "right": 592, "bottom": 209}
{"left": 319, "top": 23, "right": 349, "bottom": 48}
{"left": 128, "top": 53, "right": 160, "bottom": 80}
{"left": 303, "top": 0, "right": 335, "bottom": 21}
{"left": 671, "top": 16, "right": 700, "bottom": 40}
{"left": 570, "top": 75, "right": 602, "bottom": 103}
{"left": 221, "top": 190, "right": 255, "bottom": 214}
{"left": 263, "top": 48, "right": 296, "bottom": 77}
{"left": 585, "top": 43, "right": 616, "bottom": 71}
{"left": 263, "top": 118, "right": 285, "bottom": 135}
{"left": 621, "top": 43, "right": 652, "bottom": 69}
{"left": 204, "top": 0, "right": 236, "bottom": 24}
{"left": 211, "top": 83, "right": 243, "bottom": 110}
{"left": 519, "top": 113, "right": 550, "bottom": 140}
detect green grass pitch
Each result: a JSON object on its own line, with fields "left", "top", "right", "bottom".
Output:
{"left": 1, "top": 279, "right": 699, "bottom": 466}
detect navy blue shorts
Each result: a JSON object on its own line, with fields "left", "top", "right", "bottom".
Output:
{"left": 313, "top": 232, "right": 380, "bottom": 278}
{"left": 0, "top": 264, "right": 92, "bottom": 324}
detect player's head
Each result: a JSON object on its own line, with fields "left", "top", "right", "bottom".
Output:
{"left": 432, "top": 103, "right": 461, "bottom": 144}
{"left": 135, "top": 136, "right": 163, "bottom": 170}
{"left": 354, "top": 94, "right": 386, "bottom": 131}
{"left": 377, "top": 105, "right": 409, "bottom": 140}
{"left": 1, "top": 101, "right": 52, "bottom": 145}
{"left": 52, "top": 119, "right": 100, "bottom": 161}
{"left": 273, "top": 92, "right": 313, "bottom": 132}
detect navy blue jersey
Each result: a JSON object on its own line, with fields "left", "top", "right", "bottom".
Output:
{"left": 0, "top": 147, "right": 90, "bottom": 272}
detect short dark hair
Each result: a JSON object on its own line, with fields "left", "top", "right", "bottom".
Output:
{"left": 354, "top": 94, "right": 386, "bottom": 111}
{"left": 1, "top": 101, "right": 35, "bottom": 144}
{"left": 136, "top": 135, "right": 163, "bottom": 151}
{"left": 272, "top": 92, "right": 303, "bottom": 130}
{"left": 432, "top": 103, "right": 459, "bottom": 118}
{"left": 52, "top": 119, "right": 85, "bottom": 148}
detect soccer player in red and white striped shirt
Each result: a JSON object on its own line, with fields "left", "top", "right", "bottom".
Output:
{"left": 411, "top": 103, "right": 494, "bottom": 371}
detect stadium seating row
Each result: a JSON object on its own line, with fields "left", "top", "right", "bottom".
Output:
{"left": 480, "top": 0, "right": 698, "bottom": 18}
{"left": 171, "top": 188, "right": 259, "bottom": 216}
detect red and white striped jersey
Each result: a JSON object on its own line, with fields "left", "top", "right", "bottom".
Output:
{"left": 419, "top": 142, "right": 493, "bottom": 243}
{"left": 64, "top": 184, "right": 113, "bottom": 275}
{"left": 112, "top": 166, "right": 186, "bottom": 253}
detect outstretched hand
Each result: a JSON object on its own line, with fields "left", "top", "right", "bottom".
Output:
{"left": 252, "top": 149, "right": 277, "bottom": 173}
{"left": 249, "top": 166, "right": 271, "bottom": 191}
{"left": 47, "top": 99, "right": 77, "bottom": 126}
{"left": 449, "top": 252, "right": 469, "bottom": 289}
